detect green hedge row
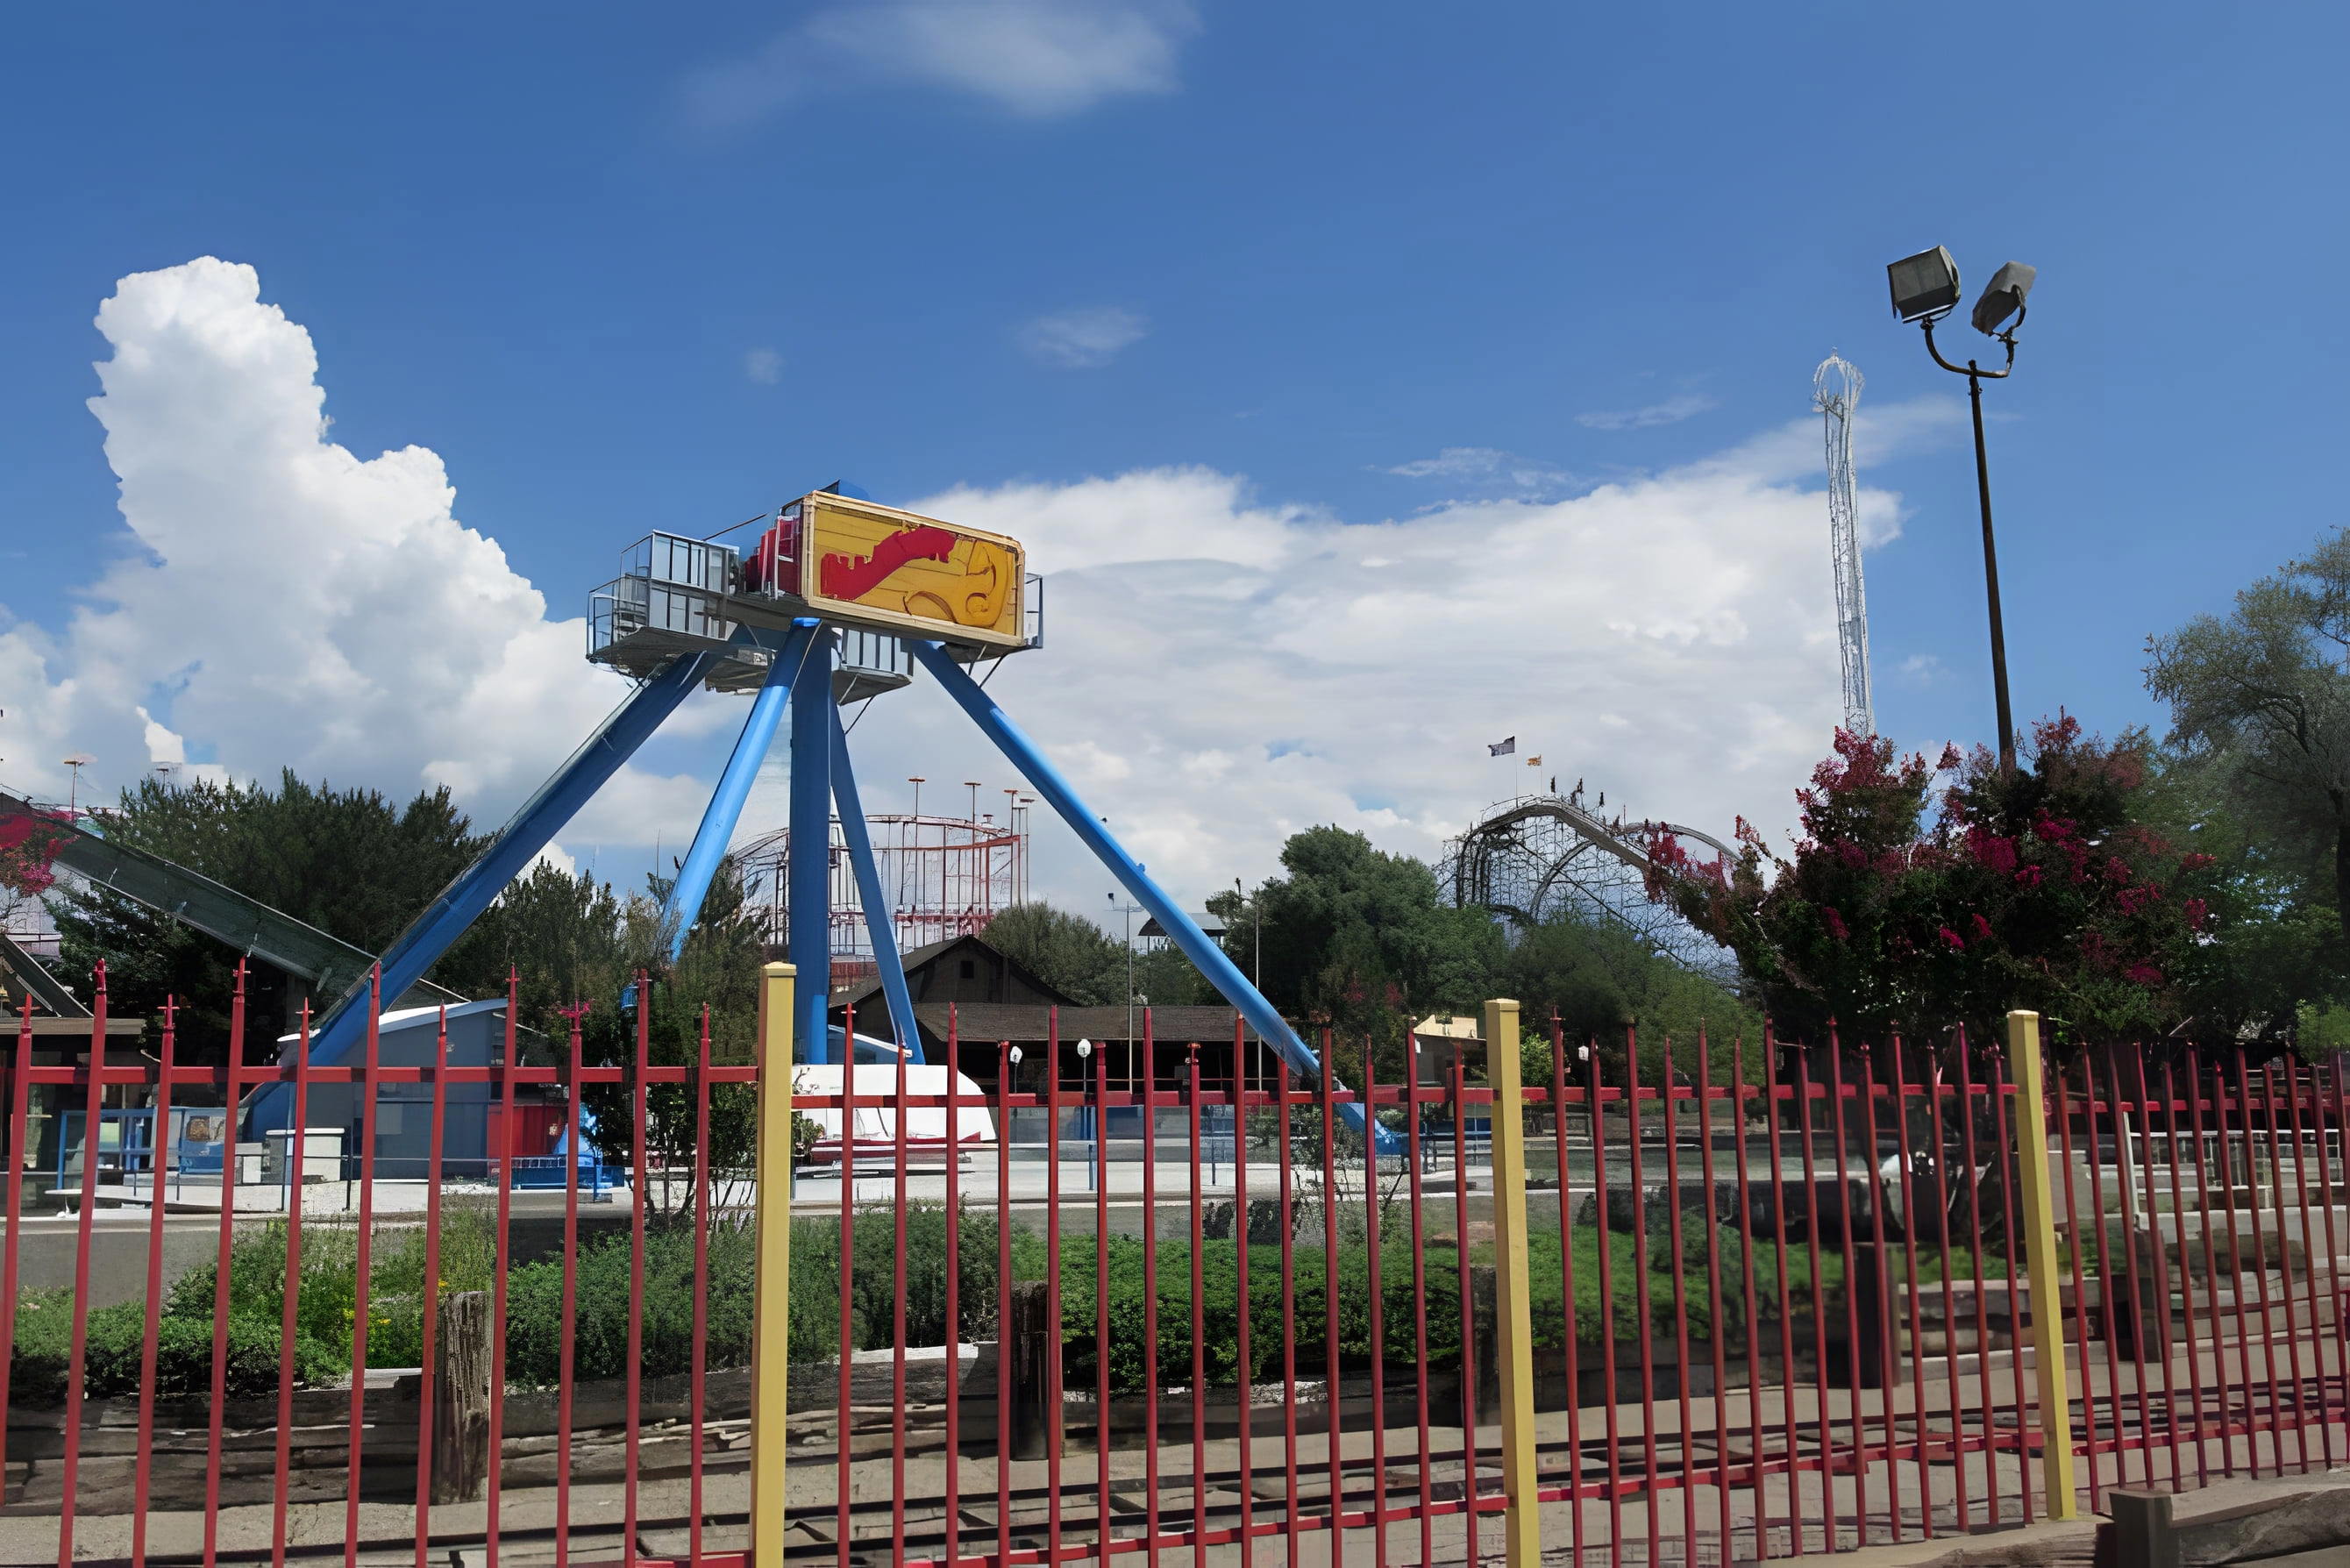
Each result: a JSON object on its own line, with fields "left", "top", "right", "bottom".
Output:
{"left": 9, "top": 1203, "right": 1849, "bottom": 1404}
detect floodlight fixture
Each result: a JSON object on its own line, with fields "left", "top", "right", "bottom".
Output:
{"left": 1887, "top": 246, "right": 1962, "bottom": 323}
{"left": 1077, "top": 1037, "right": 1093, "bottom": 1058}
{"left": 1970, "top": 260, "right": 2036, "bottom": 337}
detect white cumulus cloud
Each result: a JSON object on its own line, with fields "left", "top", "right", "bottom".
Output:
{"left": 743, "top": 347, "right": 782, "bottom": 385}
{"left": 751, "top": 414, "right": 1954, "bottom": 909}
{"left": 1018, "top": 305, "right": 1150, "bottom": 368}
{"left": 0, "top": 258, "right": 714, "bottom": 847}
{"left": 681, "top": 0, "right": 1198, "bottom": 130}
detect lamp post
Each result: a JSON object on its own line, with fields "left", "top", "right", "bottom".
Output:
{"left": 1887, "top": 246, "right": 2038, "bottom": 773}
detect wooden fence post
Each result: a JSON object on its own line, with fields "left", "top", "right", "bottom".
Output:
{"left": 2009, "top": 1009, "right": 2079, "bottom": 1520}
{"left": 751, "top": 961, "right": 795, "bottom": 1568}
{"left": 431, "top": 1290, "right": 492, "bottom": 1503}
{"left": 1484, "top": 997, "right": 1542, "bottom": 1566}
{"left": 1006, "top": 1279, "right": 1057, "bottom": 1460}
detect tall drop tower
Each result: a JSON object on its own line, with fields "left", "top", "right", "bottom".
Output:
{"left": 1816, "top": 352, "right": 1874, "bottom": 737}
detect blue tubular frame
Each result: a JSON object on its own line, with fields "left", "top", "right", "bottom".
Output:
{"left": 297, "top": 650, "right": 717, "bottom": 1071}
{"left": 908, "top": 640, "right": 1396, "bottom": 1151}
{"left": 662, "top": 624, "right": 814, "bottom": 960}
{"left": 787, "top": 623, "right": 836, "bottom": 1062}
{"left": 829, "top": 702, "right": 922, "bottom": 1061}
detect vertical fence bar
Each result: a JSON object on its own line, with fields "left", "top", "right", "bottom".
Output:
{"left": 2055, "top": 1058, "right": 2108, "bottom": 1504}
{"left": 1729, "top": 1040, "right": 1770, "bottom": 1561}
{"left": 1550, "top": 1024, "right": 1586, "bottom": 1568}
{"left": 837, "top": 998, "right": 859, "bottom": 1568}
{"left": 898, "top": 1026, "right": 917, "bottom": 1557}
{"left": 690, "top": 1005, "right": 712, "bottom": 1568}
{"left": 2135, "top": 1050, "right": 2185, "bottom": 1488}
{"left": 271, "top": 999, "right": 309, "bottom": 1568}
{"left": 1454, "top": 1059, "right": 1483, "bottom": 1568}
{"left": 1589, "top": 1042, "right": 1625, "bottom": 1568}
{"left": 132, "top": 998, "right": 176, "bottom": 1568}
{"left": 490, "top": 973, "right": 517, "bottom": 1568}
{"left": 1888, "top": 1037, "right": 1934, "bottom": 1540}
{"left": 1138, "top": 1011, "right": 1158, "bottom": 1568}
{"left": 1662, "top": 1032, "right": 1701, "bottom": 1559}
{"left": 1278, "top": 1057, "right": 1301, "bottom": 1565}
{"left": 1231, "top": 1024, "right": 1254, "bottom": 1567}
{"left": 1046, "top": 1011, "right": 1065, "bottom": 1563}
{"left": 59, "top": 966, "right": 109, "bottom": 1568}
{"left": 1990, "top": 1052, "right": 2034, "bottom": 1522}
{"left": 2183, "top": 1053, "right": 2232, "bottom": 1479}
{"left": 346, "top": 978, "right": 382, "bottom": 1566}
{"left": 1626, "top": 1030, "right": 1660, "bottom": 1568}
{"left": 556, "top": 1007, "right": 582, "bottom": 1568}
{"left": 1697, "top": 1030, "right": 1736, "bottom": 1558}
{"left": 998, "top": 1041, "right": 1016, "bottom": 1568}
{"left": 751, "top": 961, "right": 795, "bottom": 1568}
{"left": 1955, "top": 1034, "right": 2000, "bottom": 1522}
{"left": 1762, "top": 1031, "right": 1801, "bottom": 1558}
{"left": 1483, "top": 999, "right": 1540, "bottom": 1568}
{"left": 1827, "top": 1037, "right": 1869, "bottom": 1547}
{"left": 413, "top": 1010, "right": 451, "bottom": 1568}
{"left": 1856, "top": 1043, "right": 1901, "bottom": 1542}
{"left": 2233, "top": 1050, "right": 2285, "bottom": 1475}
{"left": 2160, "top": 1058, "right": 2211, "bottom": 1490}
{"left": 1793, "top": 1045, "right": 1835, "bottom": 1551}
{"left": 2203, "top": 1050, "right": 2255, "bottom": 1476}
{"left": 2102, "top": 1048, "right": 2155, "bottom": 1488}
{"left": 2302, "top": 1055, "right": 2350, "bottom": 1472}
{"left": 0, "top": 1000, "right": 31, "bottom": 1535}
{"left": 1409, "top": 1032, "right": 1436, "bottom": 1568}
{"left": 1320, "top": 1036, "right": 1346, "bottom": 1564}
{"left": 1365, "top": 1035, "right": 1390, "bottom": 1568}
{"left": 2261, "top": 1061, "right": 2315, "bottom": 1472}
{"left": 1092, "top": 1037, "right": 1110, "bottom": 1564}
{"left": 944, "top": 1007, "right": 964, "bottom": 1568}
{"left": 2005, "top": 1012, "right": 2077, "bottom": 1519}
{"left": 622, "top": 981, "right": 652, "bottom": 1559}
{"left": 203, "top": 964, "right": 248, "bottom": 1568}
{"left": 1187, "top": 1045, "right": 1208, "bottom": 1558}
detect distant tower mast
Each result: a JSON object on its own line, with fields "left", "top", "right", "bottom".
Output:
{"left": 1815, "top": 352, "right": 1874, "bottom": 737}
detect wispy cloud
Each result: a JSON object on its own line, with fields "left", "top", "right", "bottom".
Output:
{"left": 743, "top": 347, "right": 782, "bottom": 385}
{"left": 1577, "top": 392, "right": 1719, "bottom": 431}
{"left": 1897, "top": 653, "right": 1948, "bottom": 685}
{"left": 1019, "top": 305, "right": 1149, "bottom": 369}
{"left": 1379, "top": 446, "right": 1574, "bottom": 495}
{"left": 680, "top": 1, "right": 1199, "bottom": 132}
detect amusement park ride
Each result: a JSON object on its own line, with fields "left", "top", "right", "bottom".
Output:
{"left": 225, "top": 484, "right": 1376, "bottom": 1138}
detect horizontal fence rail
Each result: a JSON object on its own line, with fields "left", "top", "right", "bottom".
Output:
{"left": 6, "top": 969, "right": 2349, "bottom": 1565}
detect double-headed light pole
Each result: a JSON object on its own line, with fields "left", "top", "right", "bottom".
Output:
{"left": 1886, "top": 246, "right": 2037, "bottom": 773}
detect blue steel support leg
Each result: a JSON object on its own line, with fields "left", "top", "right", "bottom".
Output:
{"left": 908, "top": 640, "right": 1398, "bottom": 1151}
{"left": 663, "top": 624, "right": 815, "bottom": 961}
{"left": 830, "top": 703, "right": 922, "bottom": 1062}
{"left": 788, "top": 624, "right": 836, "bottom": 1063}
{"left": 262, "top": 648, "right": 719, "bottom": 1131}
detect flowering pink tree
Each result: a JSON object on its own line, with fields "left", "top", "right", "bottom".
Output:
{"left": 0, "top": 807, "right": 72, "bottom": 900}
{"left": 1645, "top": 716, "right": 2215, "bottom": 1052}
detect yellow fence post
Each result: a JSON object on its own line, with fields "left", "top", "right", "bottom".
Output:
{"left": 2007, "top": 1008, "right": 2079, "bottom": 1520}
{"left": 751, "top": 961, "right": 796, "bottom": 1568}
{"left": 1484, "top": 996, "right": 1542, "bottom": 1565}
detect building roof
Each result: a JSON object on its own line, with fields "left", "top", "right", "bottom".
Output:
{"left": 1138, "top": 911, "right": 1227, "bottom": 939}
{"left": 830, "top": 930, "right": 1076, "bottom": 1009}
{"left": 1413, "top": 1013, "right": 1484, "bottom": 1041}
{"left": 908, "top": 1002, "right": 1243, "bottom": 1045}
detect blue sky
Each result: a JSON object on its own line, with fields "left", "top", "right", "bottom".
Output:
{"left": 1, "top": 4, "right": 2344, "bottom": 906}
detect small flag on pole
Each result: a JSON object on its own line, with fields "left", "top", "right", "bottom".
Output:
{"left": 1527, "top": 755, "right": 1542, "bottom": 766}
{"left": 1488, "top": 737, "right": 1515, "bottom": 757}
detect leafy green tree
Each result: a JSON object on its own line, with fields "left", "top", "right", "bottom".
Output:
{"left": 48, "top": 772, "right": 492, "bottom": 1058}
{"left": 1498, "top": 906, "right": 1763, "bottom": 1087}
{"left": 979, "top": 902, "right": 1128, "bottom": 1004}
{"left": 2146, "top": 526, "right": 2350, "bottom": 956}
{"left": 1244, "top": 825, "right": 1505, "bottom": 1065}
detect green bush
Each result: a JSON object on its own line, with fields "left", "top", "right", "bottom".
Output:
{"left": 10, "top": 1290, "right": 338, "bottom": 1406}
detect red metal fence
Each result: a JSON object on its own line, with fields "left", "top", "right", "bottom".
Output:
{"left": 6, "top": 966, "right": 2349, "bottom": 1565}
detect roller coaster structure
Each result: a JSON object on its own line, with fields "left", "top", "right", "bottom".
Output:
{"left": 1437, "top": 789, "right": 1739, "bottom": 980}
